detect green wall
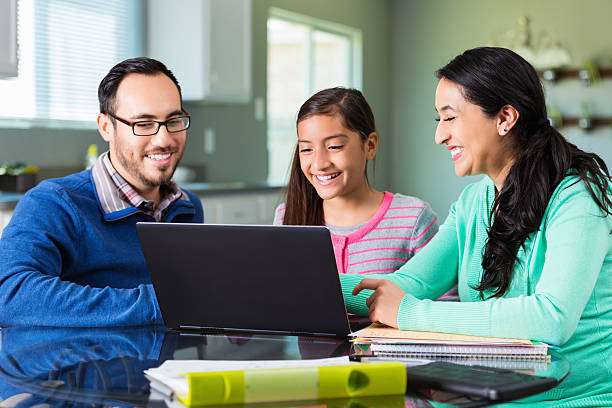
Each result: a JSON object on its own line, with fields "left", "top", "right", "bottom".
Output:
{"left": 389, "top": 0, "right": 612, "bottom": 218}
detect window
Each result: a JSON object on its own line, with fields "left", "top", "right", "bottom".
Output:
{"left": 266, "top": 8, "right": 362, "bottom": 185}
{"left": 0, "top": 0, "right": 142, "bottom": 129}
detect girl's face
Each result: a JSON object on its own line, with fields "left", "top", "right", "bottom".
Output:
{"left": 434, "top": 78, "right": 509, "bottom": 182}
{"left": 297, "top": 114, "right": 377, "bottom": 201}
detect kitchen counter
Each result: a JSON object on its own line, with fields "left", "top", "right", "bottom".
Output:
{"left": 0, "top": 192, "right": 23, "bottom": 210}
{"left": 0, "top": 182, "right": 284, "bottom": 210}
{"left": 180, "top": 181, "right": 283, "bottom": 195}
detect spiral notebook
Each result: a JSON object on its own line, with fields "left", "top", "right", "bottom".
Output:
{"left": 351, "top": 323, "right": 550, "bottom": 360}
{"left": 353, "top": 352, "right": 550, "bottom": 372}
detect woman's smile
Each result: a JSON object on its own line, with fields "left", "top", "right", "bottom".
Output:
{"left": 448, "top": 146, "right": 464, "bottom": 162}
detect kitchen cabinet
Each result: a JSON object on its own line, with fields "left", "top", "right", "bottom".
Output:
{"left": 199, "top": 189, "right": 282, "bottom": 225}
{"left": 0, "top": 0, "right": 18, "bottom": 78}
{"left": 147, "top": 0, "right": 251, "bottom": 102}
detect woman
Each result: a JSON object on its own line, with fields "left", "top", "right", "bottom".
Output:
{"left": 341, "top": 47, "right": 612, "bottom": 403}
{"left": 274, "top": 88, "right": 442, "bottom": 280}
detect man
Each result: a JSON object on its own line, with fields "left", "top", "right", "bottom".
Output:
{"left": 0, "top": 57, "right": 203, "bottom": 326}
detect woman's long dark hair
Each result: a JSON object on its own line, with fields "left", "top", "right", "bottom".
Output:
{"left": 437, "top": 47, "right": 612, "bottom": 298}
{"left": 283, "top": 87, "right": 377, "bottom": 225}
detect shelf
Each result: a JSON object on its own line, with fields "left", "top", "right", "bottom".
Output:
{"left": 538, "top": 67, "right": 612, "bottom": 81}
{"left": 554, "top": 117, "right": 612, "bottom": 130}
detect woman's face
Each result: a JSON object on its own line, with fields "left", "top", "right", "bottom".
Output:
{"left": 434, "top": 78, "right": 507, "bottom": 180}
{"left": 297, "top": 113, "right": 376, "bottom": 201}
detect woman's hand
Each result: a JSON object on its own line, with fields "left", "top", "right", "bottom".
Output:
{"left": 352, "top": 279, "right": 406, "bottom": 328}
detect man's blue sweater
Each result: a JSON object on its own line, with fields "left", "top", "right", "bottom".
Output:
{"left": 0, "top": 169, "right": 204, "bottom": 327}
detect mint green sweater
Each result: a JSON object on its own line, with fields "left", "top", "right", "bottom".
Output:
{"left": 341, "top": 175, "right": 612, "bottom": 406}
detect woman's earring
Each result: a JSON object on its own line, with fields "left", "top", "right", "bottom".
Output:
{"left": 503, "top": 129, "right": 507, "bottom": 132}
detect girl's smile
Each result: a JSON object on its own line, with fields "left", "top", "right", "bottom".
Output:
{"left": 313, "top": 171, "right": 342, "bottom": 185}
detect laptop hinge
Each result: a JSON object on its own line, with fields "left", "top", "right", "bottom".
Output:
{"left": 177, "top": 325, "right": 338, "bottom": 337}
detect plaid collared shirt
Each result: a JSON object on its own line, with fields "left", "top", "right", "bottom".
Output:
{"left": 95, "top": 152, "right": 183, "bottom": 221}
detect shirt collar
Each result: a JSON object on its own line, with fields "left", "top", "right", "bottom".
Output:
{"left": 92, "top": 151, "right": 189, "bottom": 219}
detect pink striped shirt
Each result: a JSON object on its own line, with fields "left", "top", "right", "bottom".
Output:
{"left": 274, "top": 192, "right": 439, "bottom": 275}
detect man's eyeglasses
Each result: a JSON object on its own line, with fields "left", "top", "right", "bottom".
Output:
{"left": 107, "top": 112, "right": 191, "bottom": 136}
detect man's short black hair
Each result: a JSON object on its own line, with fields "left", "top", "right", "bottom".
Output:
{"left": 98, "top": 57, "right": 182, "bottom": 115}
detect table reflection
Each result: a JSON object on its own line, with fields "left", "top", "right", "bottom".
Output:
{"left": 0, "top": 326, "right": 163, "bottom": 406}
{"left": 0, "top": 326, "right": 583, "bottom": 407}
{"left": 0, "top": 327, "right": 390, "bottom": 407}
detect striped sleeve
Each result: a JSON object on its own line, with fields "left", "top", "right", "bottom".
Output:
{"left": 273, "top": 203, "right": 286, "bottom": 225}
{"left": 409, "top": 202, "right": 439, "bottom": 254}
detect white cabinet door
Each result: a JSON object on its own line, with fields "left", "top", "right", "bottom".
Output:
{"left": 0, "top": 0, "right": 18, "bottom": 78}
{"left": 216, "top": 196, "right": 260, "bottom": 224}
{"left": 147, "top": 0, "right": 251, "bottom": 102}
{"left": 200, "top": 190, "right": 282, "bottom": 225}
{"left": 201, "top": 196, "right": 258, "bottom": 224}
{"left": 257, "top": 192, "right": 282, "bottom": 224}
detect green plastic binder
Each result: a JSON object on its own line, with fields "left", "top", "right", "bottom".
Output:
{"left": 177, "top": 362, "right": 406, "bottom": 406}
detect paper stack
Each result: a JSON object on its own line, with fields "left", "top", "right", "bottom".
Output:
{"left": 351, "top": 323, "right": 550, "bottom": 372}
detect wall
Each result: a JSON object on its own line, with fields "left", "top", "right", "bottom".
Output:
{"left": 389, "top": 0, "right": 612, "bottom": 218}
{"left": 0, "top": 126, "right": 101, "bottom": 178}
{"left": 0, "top": 1, "right": 393, "bottom": 189}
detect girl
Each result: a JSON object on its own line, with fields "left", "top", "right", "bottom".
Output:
{"left": 343, "top": 47, "right": 612, "bottom": 406}
{"left": 274, "top": 87, "right": 441, "bottom": 280}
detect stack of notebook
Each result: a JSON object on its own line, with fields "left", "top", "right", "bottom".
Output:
{"left": 351, "top": 323, "right": 550, "bottom": 372}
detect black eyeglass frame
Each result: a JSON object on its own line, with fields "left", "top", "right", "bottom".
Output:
{"left": 106, "top": 110, "right": 191, "bottom": 136}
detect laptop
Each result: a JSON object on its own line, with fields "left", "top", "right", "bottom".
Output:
{"left": 136, "top": 222, "right": 365, "bottom": 338}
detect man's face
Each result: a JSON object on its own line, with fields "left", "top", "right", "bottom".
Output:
{"left": 98, "top": 73, "right": 186, "bottom": 196}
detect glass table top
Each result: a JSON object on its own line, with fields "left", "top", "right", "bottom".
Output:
{"left": 0, "top": 326, "right": 579, "bottom": 407}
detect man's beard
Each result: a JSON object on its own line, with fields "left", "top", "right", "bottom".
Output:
{"left": 115, "top": 146, "right": 183, "bottom": 187}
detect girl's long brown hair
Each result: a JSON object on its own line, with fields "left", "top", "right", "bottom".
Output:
{"left": 283, "top": 87, "right": 377, "bottom": 225}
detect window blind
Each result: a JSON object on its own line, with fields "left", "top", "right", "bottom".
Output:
{"left": 0, "top": 0, "right": 141, "bottom": 128}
